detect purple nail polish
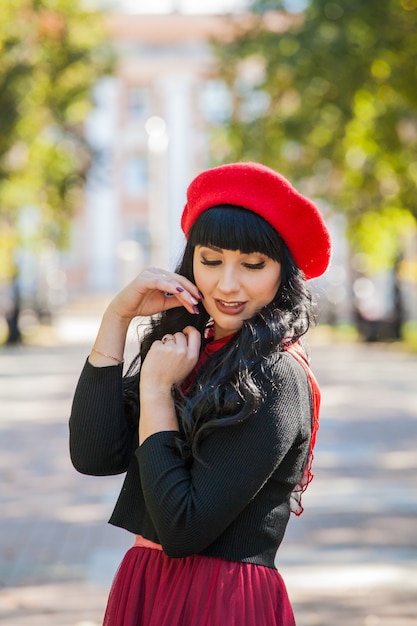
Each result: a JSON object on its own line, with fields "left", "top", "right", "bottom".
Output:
{"left": 176, "top": 286, "right": 184, "bottom": 293}
{"left": 192, "top": 305, "right": 200, "bottom": 314}
{"left": 198, "top": 290, "right": 204, "bottom": 299}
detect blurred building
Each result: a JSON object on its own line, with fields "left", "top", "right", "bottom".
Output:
{"left": 62, "top": 3, "right": 417, "bottom": 336}
{"left": 64, "top": 9, "right": 242, "bottom": 295}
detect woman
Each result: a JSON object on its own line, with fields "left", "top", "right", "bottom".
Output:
{"left": 69, "top": 161, "right": 331, "bottom": 625}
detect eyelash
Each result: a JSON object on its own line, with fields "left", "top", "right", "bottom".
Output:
{"left": 201, "top": 259, "right": 221, "bottom": 266}
{"left": 201, "top": 258, "right": 265, "bottom": 270}
{"left": 244, "top": 262, "right": 265, "bottom": 270}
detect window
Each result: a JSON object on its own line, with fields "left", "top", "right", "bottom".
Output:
{"left": 124, "top": 154, "right": 148, "bottom": 197}
{"left": 127, "top": 86, "right": 150, "bottom": 118}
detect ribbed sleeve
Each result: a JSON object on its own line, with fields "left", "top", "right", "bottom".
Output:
{"left": 69, "top": 359, "right": 137, "bottom": 476}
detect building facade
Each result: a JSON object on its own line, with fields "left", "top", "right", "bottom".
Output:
{"left": 65, "top": 12, "right": 235, "bottom": 295}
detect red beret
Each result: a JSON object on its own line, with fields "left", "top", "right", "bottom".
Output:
{"left": 181, "top": 162, "right": 332, "bottom": 279}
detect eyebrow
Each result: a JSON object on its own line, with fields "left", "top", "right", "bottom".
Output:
{"left": 200, "top": 244, "right": 224, "bottom": 252}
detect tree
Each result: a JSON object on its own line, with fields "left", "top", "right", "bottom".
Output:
{"left": 0, "top": 0, "right": 113, "bottom": 342}
{"left": 212, "top": 0, "right": 417, "bottom": 274}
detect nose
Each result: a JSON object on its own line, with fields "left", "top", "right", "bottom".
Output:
{"left": 217, "top": 263, "right": 239, "bottom": 295}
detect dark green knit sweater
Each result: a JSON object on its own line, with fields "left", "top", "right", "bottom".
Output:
{"left": 69, "top": 351, "right": 312, "bottom": 569}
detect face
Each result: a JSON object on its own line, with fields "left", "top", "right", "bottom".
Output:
{"left": 193, "top": 245, "right": 282, "bottom": 340}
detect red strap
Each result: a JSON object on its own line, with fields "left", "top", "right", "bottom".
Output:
{"left": 284, "top": 343, "right": 321, "bottom": 515}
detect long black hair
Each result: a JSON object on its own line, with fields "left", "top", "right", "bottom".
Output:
{"left": 124, "top": 205, "right": 315, "bottom": 457}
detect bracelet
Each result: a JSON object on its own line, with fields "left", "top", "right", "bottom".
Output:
{"left": 91, "top": 347, "right": 124, "bottom": 364}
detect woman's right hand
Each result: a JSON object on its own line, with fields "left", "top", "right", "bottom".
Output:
{"left": 89, "top": 267, "right": 202, "bottom": 368}
{"left": 107, "top": 267, "right": 202, "bottom": 323}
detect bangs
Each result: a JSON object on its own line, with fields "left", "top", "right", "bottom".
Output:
{"left": 188, "top": 205, "right": 284, "bottom": 262}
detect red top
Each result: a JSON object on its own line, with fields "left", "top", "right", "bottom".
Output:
{"left": 181, "top": 329, "right": 234, "bottom": 394}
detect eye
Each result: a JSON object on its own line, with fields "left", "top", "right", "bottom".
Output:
{"left": 201, "top": 257, "right": 222, "bottom": 266}
{"left": 243, "top": 261, "right": 265, "bottom": 270}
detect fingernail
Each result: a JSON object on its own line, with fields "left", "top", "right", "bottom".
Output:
{"left": 198, "top": 290, "right": 204, "bottom": 299}
{"left": 192, "top": 305, "right": 200, "bottom": 314}
{"left": 176, "top": 286, "right": 184, "bottom": 293}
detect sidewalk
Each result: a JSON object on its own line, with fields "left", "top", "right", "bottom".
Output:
{"left": 1, "top": 309, "right": 417, "bottom": 625}
{"left": 0, "top": 339, "right": 132, "bottom": 626}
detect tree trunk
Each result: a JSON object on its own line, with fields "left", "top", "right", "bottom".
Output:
{"left": 6, "top": 275, "right": 22, "bottom": 345}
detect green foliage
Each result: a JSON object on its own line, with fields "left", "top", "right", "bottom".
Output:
{"left": 349, "top": 206, "right": 416, "bottom": 272}
{"left": 0, "top": 0, "right": 113, "bottom": 278}
{"left": 213, "top": 0, "right": 417, "bottom": 271}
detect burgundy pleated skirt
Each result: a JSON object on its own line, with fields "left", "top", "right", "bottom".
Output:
{"left": 103, "top": 537, "right": 295, "bottom": 626}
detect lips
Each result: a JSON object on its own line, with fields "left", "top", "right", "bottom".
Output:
{"left": 215, "top": 299, "right": 246, "bottom": 315}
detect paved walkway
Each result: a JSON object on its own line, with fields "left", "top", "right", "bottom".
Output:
{"left": 0, "top": 310, "right": 416, "bottom": 625}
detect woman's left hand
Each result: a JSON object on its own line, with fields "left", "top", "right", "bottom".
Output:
{"left": 140, "top": 326, "right": 201, "bottom": 393}
{"left": 139, "top": 326, "right": 201, "bottom": 443}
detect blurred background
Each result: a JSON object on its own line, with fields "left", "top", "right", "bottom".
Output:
{"left": 0, "top": 0, "right": 417, "bottom": 349}
{"left": 1, "top": 4, "right": 417, "bottom": 625}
